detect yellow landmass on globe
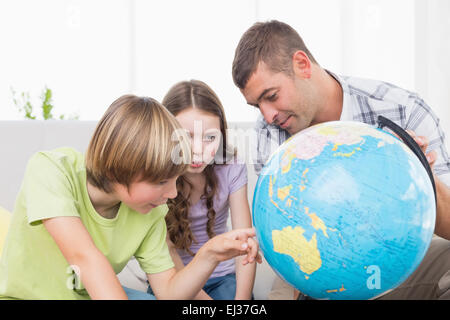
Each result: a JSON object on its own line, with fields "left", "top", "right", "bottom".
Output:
{"left": 317, "top": 126, "right": 338, "bottom": 136}
{"left": 277, "top": 185, "right": 293, "bottom": 201}
{"left": 304, "top": 207, "right": 329, "bottom": 238}
{"left": 298, "top": 168, "right": 309, "bottom": 192}
{"left": 281, "top": 151, "right": 296, "bottom": 174}
{"left": 302, "top": 168, "right": 309, "bottom": 177}
{"left": 308, "top": 214, "right": 329, "bottom": 238}
{"left": 286, "top": 198, "right": 292, "bottom": 207}
{"left": 268, "top": 176, "right": 291, "bottom": 216}
{"left": 269, "top": 176, "right": 274, "bottom": 198}
{"left": 334, "top": 150, "right": 356, "bottom": 158}
{"left": 333, "top": 146, "right": 363, "bottom": 158}
{"left": 326, "top": 284, "right": 346, "bottom": 293}
{"left": 272, "top": 226, "right": 322, "bottom": 275}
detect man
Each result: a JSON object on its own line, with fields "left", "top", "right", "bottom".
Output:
{"left": 232, "top": 20, "right": 450, "bottom": 299}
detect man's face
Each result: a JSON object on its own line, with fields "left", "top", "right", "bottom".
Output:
{"left": 241, "top": 61, "right": 317, "bottom": 135}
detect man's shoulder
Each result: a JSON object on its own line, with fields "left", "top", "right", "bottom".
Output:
{"left": 341, "top": 74, "right": 419, "bottom": 107}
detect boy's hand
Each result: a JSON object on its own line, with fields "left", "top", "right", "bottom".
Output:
{"left": 203, "top": 228, "right": 262, "bottom": 265}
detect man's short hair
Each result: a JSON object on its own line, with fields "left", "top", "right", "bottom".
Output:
{"left": 232, "top": 20, "right": 317, "bottom": 89}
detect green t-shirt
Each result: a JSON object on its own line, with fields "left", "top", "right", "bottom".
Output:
{"left": 0, "top": 147, "right": 174, "bottom": 299}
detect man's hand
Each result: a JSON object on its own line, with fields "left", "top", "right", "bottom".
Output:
{"left": 405, "top": 129, "right": 437, "bottom": 168}
{"left": 405, "top": 130, "right": 450, "bottom": 240}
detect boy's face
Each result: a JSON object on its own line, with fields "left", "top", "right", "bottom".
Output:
{"left": 114, "top": 176, "right": 179, "bottom": 214}
{"left": 241, "top": 61, "right": 318, "bottom": 135}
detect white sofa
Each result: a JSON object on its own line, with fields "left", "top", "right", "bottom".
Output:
{"left": 0, "top": 120, "right": 277, "bottom": 299}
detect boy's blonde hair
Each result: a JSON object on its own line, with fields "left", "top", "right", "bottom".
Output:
{"left": 86, "top": 94, "right": 191, "bottom": 193}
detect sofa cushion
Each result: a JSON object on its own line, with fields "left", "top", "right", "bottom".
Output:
{"left": 0, "top": 207, "right": 11, "bottom": 256}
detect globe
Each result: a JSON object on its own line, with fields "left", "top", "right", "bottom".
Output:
{"left": 252, "top": 121, "right": 436, "bottom": 300}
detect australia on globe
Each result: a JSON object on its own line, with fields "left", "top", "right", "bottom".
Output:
{"left": 252, "top": 121, "right": 436, "bottom": 300}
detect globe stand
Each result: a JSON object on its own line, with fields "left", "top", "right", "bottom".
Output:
{"left": 377, "top": 115, "right": 437, "bottom": 204}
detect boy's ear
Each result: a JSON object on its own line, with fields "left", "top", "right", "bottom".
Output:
{"left": 292, "top": 50, "right": 312, "bottom": 79}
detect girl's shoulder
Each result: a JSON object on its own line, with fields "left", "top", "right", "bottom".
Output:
{"left": 213, "top": 158, "right": 247, "bottom": 194}
{"left": 214, "top": 156, "right": 247, "bottom": 175}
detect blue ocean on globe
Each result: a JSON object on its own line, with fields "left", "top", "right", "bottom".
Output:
{"left": 252, "top": 121, "right": 436, "bottom": 300}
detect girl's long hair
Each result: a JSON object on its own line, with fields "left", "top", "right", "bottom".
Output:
{"left": 162, "top": 80, "right": 236, "bottom": 255}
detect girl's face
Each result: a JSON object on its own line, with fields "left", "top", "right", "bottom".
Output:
{"left": 175, "top": 108, "right": 222, "bottom": 174}
{"left": 113, "top": 176, "right": 179, "bottom": 214}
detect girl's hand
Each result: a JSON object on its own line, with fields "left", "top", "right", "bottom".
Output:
{"left": 202, "top": 228, "right": 262, "bottom": 266}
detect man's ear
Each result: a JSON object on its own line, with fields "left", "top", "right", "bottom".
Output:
{"left": 292, "top": 50, "right": 312, "bottom": 79}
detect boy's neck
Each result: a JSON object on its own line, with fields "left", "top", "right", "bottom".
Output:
{"left": 86, "top": 182, "right": 121, "bottom": 219}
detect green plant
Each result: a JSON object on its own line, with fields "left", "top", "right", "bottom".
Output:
{"left": 11, "top": 88, "right": 36, "bottom": 120}
{"left": 11, "top": 86, "right": 79, "bottom": 120}
{"left": 40, "top": 87, "right": 54, "bottom": 120}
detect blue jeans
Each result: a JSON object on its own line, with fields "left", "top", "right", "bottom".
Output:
{"left": 123, "top": 286, "right": 156, "bottom": 300}
{"left": 203, "top": 273, "right": 236, "bottom": 300}
{"left": 147, "top": 273, "right": 237, "bottom": 300}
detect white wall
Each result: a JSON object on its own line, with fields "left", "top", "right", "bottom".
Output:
{"left": 0, "top": 0, "right": 132, "bottom": 121}
{"left": 414, "top": 0, "right": 450, "bottom": 151}
{"left": 0, "top": 0, "right": 449, "bottom": 147}
{"left": 340, "top": 0, "right": 415, "bottom": 90}
{"left": 132, "top": 0, "right": 261, "bottom": 124}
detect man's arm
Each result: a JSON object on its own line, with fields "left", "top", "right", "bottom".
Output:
{"left": 434, "top": 176, "right": 450, "bottom": 239}
{"left": 408, "top": 131, "right": 450, "bottom": 240}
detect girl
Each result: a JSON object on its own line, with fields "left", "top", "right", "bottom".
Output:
{"left": 0, "top": 94, "right": 260, "bottom": 300}
{"left": 161, "top": 80, "right": 256, "bottom": 300}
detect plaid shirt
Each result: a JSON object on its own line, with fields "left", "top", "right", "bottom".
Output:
{"left": 253, "top": 71, "right": 450, "bottom": 187}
